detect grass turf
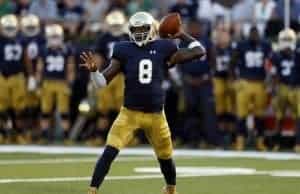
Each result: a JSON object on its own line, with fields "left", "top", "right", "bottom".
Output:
{"left": 0, "top": 153, "right": 299, "bottom": 194}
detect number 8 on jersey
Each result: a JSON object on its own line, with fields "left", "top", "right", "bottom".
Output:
{"left": 139, "top": 59, "right": 152, "bottom": 84}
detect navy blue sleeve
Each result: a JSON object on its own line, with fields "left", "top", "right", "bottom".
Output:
{"left": 95, "top": 35, "right": 108, "bottom": 57}
{"left": 160, "top": 39, "right": 178, "bottom": 68}
{"left": 111, "top": 42, "right": 126, "bottom": 62}
{"left": 163, "top": 39, "right": 178, "bottom": 61}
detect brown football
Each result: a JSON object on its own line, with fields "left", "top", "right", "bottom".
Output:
{"left": 159, "top": 13, "right": 182, "bottom": 38}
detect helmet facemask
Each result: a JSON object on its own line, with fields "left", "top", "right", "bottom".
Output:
{"left": 129, "top": 25, "right": 154, "bottom": 46}
{"left": 1, "top": 25, "right": 18, "bottom": 38}
{"left": 47, "top": 35, "right": 63, "bottom": 48}
{"left": 23, "top": 25, "right": 40, "bottom": 37}
{"left": 279, "top": 37, "right": 296, "bottom": 51}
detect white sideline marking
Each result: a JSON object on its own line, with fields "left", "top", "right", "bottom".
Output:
{"left": 0, "top": 174, "right": 203, "bottom": 184}
{"left": 135, "top": 167, "right": 257, "bottom": 176}
{"left": 0, "top": 145, "right": 300, "bottom": 160}
{"left": 269, "top": 170, "right": 300, "bottom": 177}
{"left": 135, "top": 167, "right": 300, "bottom": 178}
{"left": 0, "top": 156, "right": 154, "bottom": 165}
{"left": 1, "top": 167, "right": 300, "bottom": 184}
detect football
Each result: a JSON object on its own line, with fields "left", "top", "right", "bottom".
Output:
{"left": 159, "top": 13, "right": 182, "bottom": 38}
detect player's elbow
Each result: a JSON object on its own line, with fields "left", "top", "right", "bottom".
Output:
{"left": 90, "top": 71, "right": 107, "bottom": 89}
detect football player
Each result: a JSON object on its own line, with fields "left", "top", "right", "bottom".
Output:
{"left": 0, "top": 14, "right": 27, "bottom": 144}
{"left": 36, "top": 24, "right": 75, "bottom": 142}
{"left": 20, "top": 14, "right": 45, "bottom": 140}
{"left": 179, "top": 19, "right": 221, "bottom": 147}
{"left": 213, "top": 26, "right": 235, "bottom": 138}
{"left": 231, "top": 26, "right": 272, "bottom": 151}
{"left": 90, "top": 10, "right": 128, "bottom": 145}
{"left": 81, "top": 12, "right": 205, "bottom": 194}
{"left": 270, "top": 28, "right": 297, "bottom": 150}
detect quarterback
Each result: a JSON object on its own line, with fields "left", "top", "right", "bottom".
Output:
{"left": 81, "top": 12, "right": 205, "bottom": 194}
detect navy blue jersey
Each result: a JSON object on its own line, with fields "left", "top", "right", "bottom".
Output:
{"left": 21, "top": 34, "right": 45, "bottom": 70}
{"left": 235, "top": 40, "right": 272, "bottom": 80}
{"left": 0, "top": 36, "right": 24, "bottom": 76}
{"left": 95, "top": 32, "right": 128, "bottom": 61}
{"left": 214, "top": 45, "right": 233, "bottom": 78}
{"left": 271, "top": 51, "right": 296, "bottom": 85}
{"left": 112, "top": 39, "right": 178, "bottom": 112}
{"left": 179, "top": 37, "right": 211, "bottom": 77}
{"left": 40, "top": 46, "right": 73, "bottom": 80}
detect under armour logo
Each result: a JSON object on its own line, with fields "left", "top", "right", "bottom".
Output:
{"left": 150, "top": 50, "right": 156, "bottom": 55}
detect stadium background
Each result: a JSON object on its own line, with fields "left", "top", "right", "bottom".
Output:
{"left": 0, "top": 0, "right": 299, "bottom": 151}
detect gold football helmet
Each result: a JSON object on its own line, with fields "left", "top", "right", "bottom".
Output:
{"left": 105, "top": 10, "right": 127, "bottom": 36}
{"left": 278, "top": 28, "right": 297, "bottom": 51}
{"left": 0, "top": 14, "right": 18, "bottom": 38}
{"left": 20, "top": 14, "right": 40, "bottom": 37}
{"left": 128, "top": 12, "right": 157, "bottom": 47}
{"left": 45, "top": 24, "right": 64, "bottom": 47}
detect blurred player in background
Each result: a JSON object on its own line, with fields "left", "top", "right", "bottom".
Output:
{"left": 81, "top": 12, "right": 205, "bottom": 194}
{"left": 0, "top": 14, "right": 28, "bottom": 144}
{"left": 232, "top": 26, "right": 272, "bottom": 151}
{"left": 90, "top": 10, "right": 128, "bottom": 145}
{"left": 270, "top": 28, "right": 297, "bottom": 150}
{"left": 179, "top": 19, "right": 221, "bottom": 148}
{"left": 36, "top": 24, "right": 75, "bottom": 143}
{"left": 212, "top": 25, "right": 236, "bottom": 146}
{"left": 20, "top": 14, "right": 45, "bottom": 141}
{"left": 291, "top": 35, "right": 300, "bottom": 152}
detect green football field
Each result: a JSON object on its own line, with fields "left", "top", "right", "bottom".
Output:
{"left": 0, "top": 147, "right": 299, "bottom": 194}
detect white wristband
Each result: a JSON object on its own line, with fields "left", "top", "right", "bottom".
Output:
{"left": 188, "top": 41, "right": 201, "bottom": 49}
{"left": 90, "top": 71, "right": 107, "bottom": 88}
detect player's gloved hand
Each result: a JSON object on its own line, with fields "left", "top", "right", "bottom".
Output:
{"left": 27, "top": 76, "right": 37, "bottom": 91}
{"left": 80, "top": 51, "right": 99, "bottom": 72}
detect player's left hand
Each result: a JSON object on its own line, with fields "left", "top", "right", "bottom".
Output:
{"left": 80, "top": 51, "right": 99, "bottom": 72}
